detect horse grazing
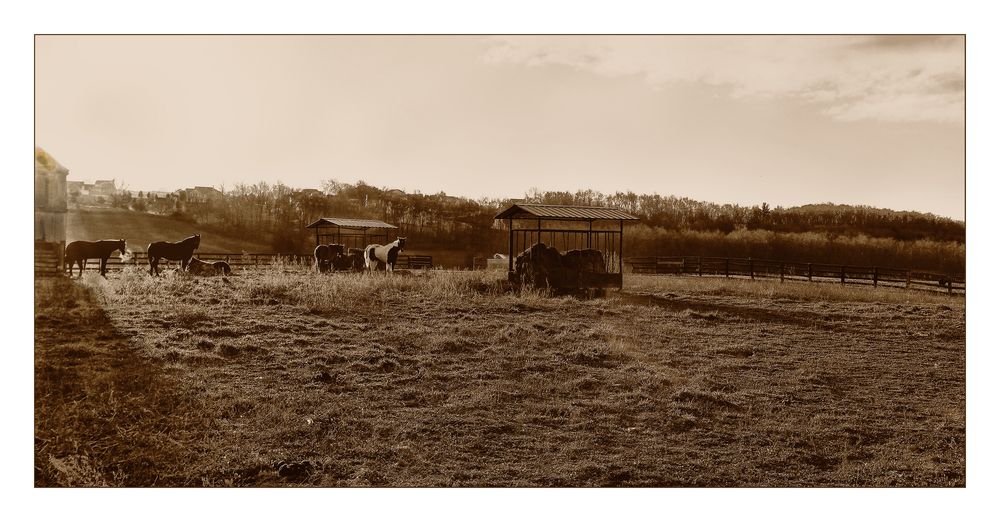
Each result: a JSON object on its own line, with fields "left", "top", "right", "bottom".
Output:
{"left": 64, "top": 239, "right": 127, "bottom": 277}
{"left": 364, "top": 237, "right": 406, "bottom": 272}
{"left": 314, "top": 243, "right": 346, "bottom": 273}
{"left": 344, "top": 248, "right": 366, "bottom": 272}
{"left": 187, "top": 257, "right": 232, "bottom": 276}
{"left": 147, "top": 234, "right": 201, "bottom": 276}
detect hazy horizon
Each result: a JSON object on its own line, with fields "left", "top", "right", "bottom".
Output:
{"left": 56, "top": 173, "right": 965, "bottom": 222}
{"left": 36, "top": 35, "right": 965, "bottom": 220}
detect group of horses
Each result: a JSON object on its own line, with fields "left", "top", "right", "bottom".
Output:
{"left": 62, "top": 234, "right": 408, "bottom": 278}
{"left": 314, "top": 237, "right": 407, "bottom": 273}
{"left": 63, "top": 234, "right": 228, "bottom": 277}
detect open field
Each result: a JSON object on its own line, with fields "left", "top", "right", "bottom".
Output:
{"left": 35, "top": 269, "right": 965, "bottom": 487}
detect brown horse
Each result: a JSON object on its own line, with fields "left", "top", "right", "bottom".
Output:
{"left": 343, "top": 248, "right": 366, "bottom": 272}
{"left": 187, "top": 257, "right": 232, "bottom": 276}
{"left": 148, "top": 234, "right": 200, "bottom": 276}
{"left": 314, "top": 243, "right": 346, "bottom": 272}
{"left": 64, "top": 239, "right": 127, "bottom": 277}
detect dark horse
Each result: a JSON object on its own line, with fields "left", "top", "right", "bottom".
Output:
{"left": 147, "top": 234, "right": 201, "bottom": 276}
{"left": 64, "top": 239, "right": 127, "bottom": 277}
{"left": 314, "top": 243, "right": 346, "bottom": 272}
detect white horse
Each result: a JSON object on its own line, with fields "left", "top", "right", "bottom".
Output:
{"left": 364, "top": 237, "right": 407, "bottom": 272}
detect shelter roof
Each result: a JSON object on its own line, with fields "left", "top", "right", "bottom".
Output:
{"left": 494, "top": 203, "right": 639, "bottom": 221}
{"left": 306, "top": 217, "right": 398, "bottom": 230}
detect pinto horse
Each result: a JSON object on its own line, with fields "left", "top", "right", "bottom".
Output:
{"left": 364, "top": 237, "right": 406, "bottom": 272}
{"left": 64, "top": 239, "right": 127, "bottom": 277}
{"left": 147, "top": 234, "right": 201, "bottom": 276}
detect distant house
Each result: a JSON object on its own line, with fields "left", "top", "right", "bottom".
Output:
{"left": 298, "top": 188, "right": 324, "bottom": 198}
{"left": 91, "top": 179, "right": 117, "bottom": 198}
{"left": 182, "top": 186, "right": 224, "bottom": 203}
{"left": 384, "top": 188, "right": 407, "bottom": 198}
{"left": 66, "top": 180, "right": 85, "bottom": 196}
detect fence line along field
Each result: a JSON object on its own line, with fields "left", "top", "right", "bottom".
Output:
{"left": 34, "top": 267, "right": 965, "bottom": 487}
{"left": 628, "top": 256, "right": 965, "bottom": 294}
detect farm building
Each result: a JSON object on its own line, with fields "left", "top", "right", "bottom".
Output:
{"left": 495, "top": 203, "right": 639, "bottom": 290}
{"left": 35, "top": 147, "right": 69, "bottom": 275}
{"left": 305, "top": 217, "right": 398, "bottom": 251}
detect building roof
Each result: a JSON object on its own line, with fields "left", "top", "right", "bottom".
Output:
{"left": 494, "top": 203, "right": 640, "bottom": 221}
{"left": 34, "top": 147, "right": 68, "bottom": 176}
{"left": 306, "top": 217, "right": 398, "bottom": 230}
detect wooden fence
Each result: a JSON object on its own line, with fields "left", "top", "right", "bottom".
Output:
{"left": 55, "top": 252, "right": 434, "bottom": 273}
{"left": 627, "top": 256, "right": 965, "bottom": 294}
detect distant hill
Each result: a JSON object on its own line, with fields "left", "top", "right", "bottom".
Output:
{"left": 67, "top": 208, "right": 271, "bottom": 253}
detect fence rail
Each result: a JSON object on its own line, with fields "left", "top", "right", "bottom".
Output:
{"left": 56, "top": 251, "right": 434, "bottom": 272}
{"left": 627, "top": 256, "right": 965, "bottom": 294}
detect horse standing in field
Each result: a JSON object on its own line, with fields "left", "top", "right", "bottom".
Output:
{"left": 64, "top": 239, "right": 127, "bottom": 277}
{"left": 147, "top": 234, "right": 201, "bottom": 276}
{"left": 313, "top": 243, "right": 345, "bottom": 273}
{"left": 364, "top": 237, "right": 406, "bottom": 272}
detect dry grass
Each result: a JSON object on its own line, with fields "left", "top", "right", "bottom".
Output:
{"left": 35, "top": 269, "right": 965, "bottom": 486}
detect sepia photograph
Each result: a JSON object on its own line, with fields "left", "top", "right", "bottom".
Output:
{"left": 15, "top": 0, "right": 995, "bottom": 514}
{"left": 32, "top": 32, "right": 967, "bottom": 490}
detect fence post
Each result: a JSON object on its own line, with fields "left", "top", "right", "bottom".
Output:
{"left": 906, "top": 271, "right": 911, "bottom": 289}
{"left": 725, "top": 258, "right": 729, "bottom": 278}
{"left": 841, "top": 266, "right": 846, "bottom": 285}
{"left": 873, "top": 267, "right": 878, "bottom": 288}
{"left": 780, "top": 262, "right": 785, "bottom": 283}
{"left": 948, "top": 279, "right": 953, "bottom": 294}
{"left": 808, "top": 263, "right": 813, "bottom": 282}
{"left": 698, "top": 257, "right": 703, "bottom": 277}
{"left": 749, "top": 258, "right": 754, "bottom": 280}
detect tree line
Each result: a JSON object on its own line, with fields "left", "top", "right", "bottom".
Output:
{"left": 108, "top": 181, "right": 964, "bottom": 273}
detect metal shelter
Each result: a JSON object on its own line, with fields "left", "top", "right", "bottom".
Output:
{"left": 305, "top": 217, "right": 398, "bottom": 250}
{"left": 494, "top": 203, "right": 640, "bottom": 289}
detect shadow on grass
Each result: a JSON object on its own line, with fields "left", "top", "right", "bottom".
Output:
{"left": 34, "top": 277, "right": 203, "bottom": 487}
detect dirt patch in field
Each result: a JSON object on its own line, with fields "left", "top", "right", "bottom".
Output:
{"left": 39, "top": 270, "right": 965, "bottom": 487}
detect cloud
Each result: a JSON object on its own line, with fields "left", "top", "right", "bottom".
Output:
{"left": 483, "top": 35, "right": 964, "bottom": 124}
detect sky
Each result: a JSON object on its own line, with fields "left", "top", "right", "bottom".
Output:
{"left": 34, "top": 35, "right": 965, "bottom": 219}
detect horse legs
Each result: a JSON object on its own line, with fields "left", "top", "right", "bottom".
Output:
{"left": 149, "top": 257, "right": 158, "bottom": 276}
{"left": 182, "top": 257, "right": 190, "bottom": 272}
{"left": 99, "top": 257, "right": 108, "bottom": 277}
{"left": 78, "top": 259, "right": 86, "bottom": 278}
